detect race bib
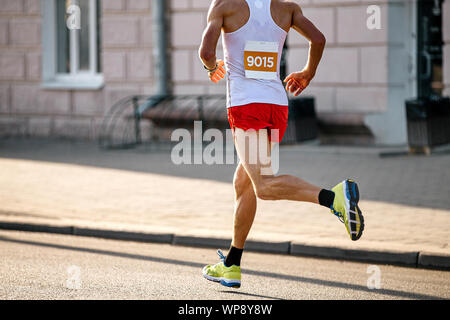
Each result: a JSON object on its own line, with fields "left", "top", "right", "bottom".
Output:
{"left": 244, "top": 41, "right": 278, "bottom": 80}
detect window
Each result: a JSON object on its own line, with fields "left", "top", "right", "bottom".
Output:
{"left": 42, "top": 0, "right": 103, "bottom": 89}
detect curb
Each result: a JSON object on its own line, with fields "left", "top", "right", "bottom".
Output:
{"left": 245, "top": 240, "right": 291, "bottom": 254}
{"left": 290, "top": 243, "right": 418, "bottom": 267}
{"left": 0, "top": 222, "right": 173, "bottom": 244}
{"left": 418, "top": 252, "right": 450, "bottom": 270}
{"left": 0, "top": 222, "right": 74, "bottom": 235}
{"left": 172, "top": 236, "right": 291, "bottom": 255}
{"left": 173, "top": 236, "right": 229, "bottom": 249}
{"left": 74, "top": 227, "right": 174, "bottom": 244}
{"left": 1, "top": 221, "right": 449, "bottom": 270}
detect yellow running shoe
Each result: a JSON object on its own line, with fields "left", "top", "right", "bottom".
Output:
{"left": 331, "top": 179, "right": 365, "bottom": 241}
{"left": 202, "top": 250, "right": 241, "bottom": 288}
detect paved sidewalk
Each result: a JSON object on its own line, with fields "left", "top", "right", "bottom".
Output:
{"left": 0, "top": 139, "right": 449, "bottom": 264}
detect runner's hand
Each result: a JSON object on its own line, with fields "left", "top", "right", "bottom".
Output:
{"left": 207, "top": 60, "right": 226, "bottom": 83}
{"left": 283, "top": 69, "right": 314, "bottom": 96}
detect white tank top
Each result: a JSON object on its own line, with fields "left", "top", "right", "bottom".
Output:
{"left": 222, "top": 0, "right": 288, "bottom": 108}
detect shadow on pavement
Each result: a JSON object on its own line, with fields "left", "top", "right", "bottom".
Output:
{"left": 219, "top": 290, "right": 284, "bottom": 300}
{"left": 1, "top": 138, "right": 450, "bottom": 209}
{"left": 0, "top": 234, "right": 446, "bottom": 300}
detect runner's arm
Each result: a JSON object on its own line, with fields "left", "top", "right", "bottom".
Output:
{"left": 284, "top": 4, "right": 326, "bottom": 96}
{"left": 290, "top": 4, "right": 326, "bottom": 78}
{"left": 199, "top": 1, "right": 224, "bottom": 70}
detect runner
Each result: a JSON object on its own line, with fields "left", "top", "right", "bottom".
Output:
{"left": 199, "top": 0, "right": 364, "bottom": 289}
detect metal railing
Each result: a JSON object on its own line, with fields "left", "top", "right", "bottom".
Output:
{"left": 98, "top": 94, "right": 227, "bottom": 149}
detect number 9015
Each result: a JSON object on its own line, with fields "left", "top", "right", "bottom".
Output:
{"left": 247, "top": 55, "right": 274, "bottom": 69}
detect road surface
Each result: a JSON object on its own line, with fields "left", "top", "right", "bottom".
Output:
{"left": 0, "top": 230, "right": 448, "bottom": 300}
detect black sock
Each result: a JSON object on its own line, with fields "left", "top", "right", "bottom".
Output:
{"left": 224, "top": 246, "right": 243, "bottom": 267}
{"left": 319, "top": 189, "right": 335, "bottom": 209}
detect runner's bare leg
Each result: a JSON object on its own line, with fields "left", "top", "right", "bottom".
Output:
{"left": 234, "top": 128, "right": 322, "bottom": 203}
{"left": 232, "top": 163, "right": 257, "bottom": 249}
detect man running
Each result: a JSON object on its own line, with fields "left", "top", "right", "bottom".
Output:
{"left": 199, "top": 0, "right": 364, "bottom": 289}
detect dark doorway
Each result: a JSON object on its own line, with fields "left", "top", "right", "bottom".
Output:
{"left": 417, "top": 0, "right": 444, "bottom": 98}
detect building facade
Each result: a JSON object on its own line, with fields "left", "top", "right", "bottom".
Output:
{"left": 0, "top": 0, "right": 449, "bottom": 145}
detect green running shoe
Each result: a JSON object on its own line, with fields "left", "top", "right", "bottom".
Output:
{"left": 331, "top": 179, "right": 365, "bottom": 241}
{"left": 202, "top": 250, "right": 241, "bottom": 288}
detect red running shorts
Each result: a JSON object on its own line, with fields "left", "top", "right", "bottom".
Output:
{"left": 227, "top": 103, "right": 289, "bottom": 143}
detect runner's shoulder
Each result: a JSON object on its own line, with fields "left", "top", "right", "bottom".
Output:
{"left": 276, "top": 0, "right": 302, "bottom": 14}
{"left": 208, "top": 0, "right": 236, "bottom": 17}
{"left": 211, "top": 0, "right": 300, "bottom": 16}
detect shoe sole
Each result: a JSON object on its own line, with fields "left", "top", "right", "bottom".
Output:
{"left": 203, "top": 272, "right": 241, "bottom": 288}
{"left": 344, "top": 180, "right": 365, "bottom": 241}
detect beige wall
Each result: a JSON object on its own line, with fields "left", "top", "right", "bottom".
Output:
{"left": 169, "top": 0, "right": 417, "bottom": 144}
{"left": 0, "top": 0, "right": 43, "bottom": 136}
{"left": 170, "top": 0, "right": 225, "bottom": 95}
{"left": 0, "top": 0, "right": 154, "bottom": 139}
{"left": 0, "top": 0, "right": 449, "bottom": 143}
{"left": 170, "top": 0, "right": 397, "bottom": 115}
{"left": 288, "top": 0, "right": 392, "bottom": 116}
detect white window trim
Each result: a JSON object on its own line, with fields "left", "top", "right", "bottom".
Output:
{"left": 41, "top": 0, "right": 103, "bottom": 90}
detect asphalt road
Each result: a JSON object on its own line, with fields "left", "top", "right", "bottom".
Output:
{"left": 0, "top": 230, "right": 449, "bottom": 300}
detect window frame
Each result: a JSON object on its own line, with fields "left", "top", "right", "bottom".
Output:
{"left": 41, "top": 0, "right": 103, "bottom": 90}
